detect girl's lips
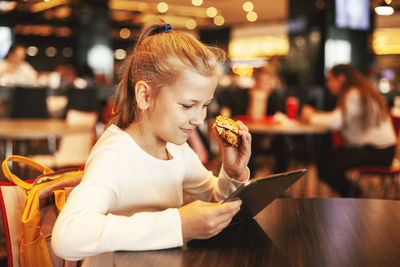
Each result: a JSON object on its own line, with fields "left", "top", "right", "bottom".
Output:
{"left": 181, "top": 128, "right": 194, "bottom": 134}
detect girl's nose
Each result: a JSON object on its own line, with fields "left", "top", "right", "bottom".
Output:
{"left": 190, "top": 110, "right": 205, "bottom": 126}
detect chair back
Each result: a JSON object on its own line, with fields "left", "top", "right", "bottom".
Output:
{"left": 55, "top": 109, "right": 98, "bottom": 166}
{"left": 65, "top": 87, "right": 98, "bottom": 113}
{"left": 10, "top": 87, "right": 49, "bottom": 118}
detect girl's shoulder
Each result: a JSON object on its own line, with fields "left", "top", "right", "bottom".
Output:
{"left": 91, "top": 125, "right": 135, "bottom": 155}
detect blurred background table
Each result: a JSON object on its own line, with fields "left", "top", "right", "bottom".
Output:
{"left": 86, "top": 198, "right": 400, "bottom": 267}
{"left": 0, "top": 118, "right": 93, "bottom": 159}
{"left": 235, "top": 115, "right": 330, "bottom": 135}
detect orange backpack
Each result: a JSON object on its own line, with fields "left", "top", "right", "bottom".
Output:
{"left": 1, "top": 155, "right": 83, "bottom": 267}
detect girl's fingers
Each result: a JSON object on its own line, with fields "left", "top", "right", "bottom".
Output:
{"left": 211, "top": 202, "right": 241, "bottom": 228}
{"left": 236, "top": 120, "right": 249, "bottom": 132}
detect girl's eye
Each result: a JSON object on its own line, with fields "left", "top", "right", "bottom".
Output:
{"left": 181, "top": 104, "right": 193, "bottom": 109}
{"left": 203, "top": 104, "right": 209, "bottom": 109}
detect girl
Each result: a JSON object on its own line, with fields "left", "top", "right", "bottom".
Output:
{"left": 52, "top": 23, "right": 251, "bottom": 260}
{"left": 301, "top": 64, "right": 396, "bottom": 197}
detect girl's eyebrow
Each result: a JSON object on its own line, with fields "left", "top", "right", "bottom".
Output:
{"left": 186, "top": 98, "right": 213, "bottom": 104}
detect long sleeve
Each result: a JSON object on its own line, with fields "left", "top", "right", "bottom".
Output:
{"left": 181, "top": 142, "right": 248, "bottom": 202}
{"left": 52, "top": 150, "right": 183, "bottom": 261}
{"left": 309, "top": 108, "right": 342, "bottom": 131}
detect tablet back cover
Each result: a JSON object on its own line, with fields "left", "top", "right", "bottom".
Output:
{"left": 226, "top": 169, "right": 306, "bottom": 225}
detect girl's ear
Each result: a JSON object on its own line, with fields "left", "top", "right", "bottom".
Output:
{"left": 135, "top": 80, "right": 151, "bottom": 110}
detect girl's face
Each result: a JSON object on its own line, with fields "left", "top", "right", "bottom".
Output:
{"left": 148, "top": 70, "right": 218, "bottom": 146}
{"left": 326, "top": 72, "right": 344, "bottom": 95}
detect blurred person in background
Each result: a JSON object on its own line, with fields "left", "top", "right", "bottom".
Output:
{"left": 301, "top": 64, "right": 397, "bottom": 197}
{"left": 247, "top": 65, "right": 282, "bottom": 119}
{"left": 0, "top": 42, "right": 38, "bottom": 86}
{"left": 247, "top": 65, "right": 291, "bottom": 175}
{"left": 54, "top": 64, "right": 78, "bottom": 89}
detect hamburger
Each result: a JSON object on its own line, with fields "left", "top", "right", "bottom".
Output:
{"left": 212, "top": 116, "right": 241, "bottom": 147}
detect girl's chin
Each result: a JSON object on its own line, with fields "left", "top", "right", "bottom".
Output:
{"left": 167, "top": 136, "right": 188, "bottom": 146}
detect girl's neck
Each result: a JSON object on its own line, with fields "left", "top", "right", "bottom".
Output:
{"left": 125, "top": 121, "right": 170, "bottom": 160}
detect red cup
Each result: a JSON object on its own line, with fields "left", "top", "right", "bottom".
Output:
{"left": 286, "top": 96, "right": 299, "bottom": 119}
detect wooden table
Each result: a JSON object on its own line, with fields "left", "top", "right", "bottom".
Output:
{"left": 85, "top": 198, "right": 400, "bottom": 267}
{"left": 235, "top": 115, "right": 330, "bottom": 135}
{"left": 0, "top": 119, "right": 93, "bottom": 158}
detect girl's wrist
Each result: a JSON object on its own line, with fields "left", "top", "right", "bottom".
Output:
{"left": 224, "top": 167, "right": 248, "bottom": 182}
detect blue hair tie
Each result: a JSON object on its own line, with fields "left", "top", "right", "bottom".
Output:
{"left": 159, "top": 24, "right": 173, "bottom": 33}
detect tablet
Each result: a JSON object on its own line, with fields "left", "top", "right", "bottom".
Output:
{"left": 225, "top": 168, "right": 307, "bottom": 225}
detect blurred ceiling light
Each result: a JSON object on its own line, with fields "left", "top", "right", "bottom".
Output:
{"left": 315, "top": 0, "right": 325, "bottom": 9}
{"left": 309, "top": 29, "right": 321, "bottom": 43}
{"left": 246, "top": 11, "right": 258, "bottom": 22}
{"left": 62, "top": 47, "right": 73, "bottom": 58}
{"left": 192, "top": 0, "right": 203, "bottom": 6}
{"left": 0, "top": 1, "right": 17, "bottom": 12}
{"left": 73, "top": 78, "right": 87, "bottom": 89}
{"left": 373, "top": 28, "right": 400, "bottom": 54}
{"left": 133, "top": 13, "right": 209, "bottom": 28}
{"left": 229, "top": 31, "right": 289, "bottom": 59}
{"left": 375, "top": 0, "right": 394, "bottom": 16}
{"left": 378, "top": 78, "right": 391, "bottom": 94}
{"left": 35, "top": 25, "right": 53, "bottom": 36}
{"left": 157, "top": 2, "right": 168, "bottom": 13}
{"left": 45, "top": 47, "right": 57, "bottom": 57}
{"left": 185, "top": 18, "right": 197, "bottom": 30}
{"left": 55, "top": 27, "right": 71, "bottom": 37}
{"left": 88, "top": 44, "right": 114, "bottom": 77}
{"left": 232, "top": 63, "right": 253, "bottom": 77}
{"left": 31, "top": 0, "right": 69, "bottom": 13}
{"left": 119, "top": 28, "right": 131, "bottom": 39}
{"left": 110, "top": 0, "right": 150, "bottom": 12}
{"left": 53, "top": 6, "right": 71, "bottom": 18}
{"left": 214, "top": 15, "right": 225, "bottom": 26}
{"left": 110, "top": 11, "right": 132, "bottom": 21}
{"left": 110, "top": 0, "right": 208, "bottom": 18}
{"left": 242, "top": 1, "right": 254, "bottom": 12}
{"left": 206, "top": 7, "right": 218, "bottom": 17}
{"left": 114, "top": 49, "right": 127, "bottom": 60}
{"left": 294, "top": 36, "right": 306, "bottom": 49}
{"left": 27, "top": 46, "right": 38, "bottom": 57}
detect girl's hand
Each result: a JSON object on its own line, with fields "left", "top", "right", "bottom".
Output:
{"left": 220, "top": 121, "right": 251, "bottom": 181}
{"left": 178, "top": 199, "right": 242, "bottom": 240}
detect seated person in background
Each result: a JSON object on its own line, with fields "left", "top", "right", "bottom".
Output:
{"left": 51, "top": 21, "right": 251, "bottom": 261}
{"left": 301, "top": 64, "right": 397, "bottom": 197}
{"left": 247, "top": 65, "right": 290, "bottom": 175}
{"left": 0, "top": 42, "right": 37, "bottom": 86}
{"left": 247, "top": 65, "right": 280, "bottom": 120}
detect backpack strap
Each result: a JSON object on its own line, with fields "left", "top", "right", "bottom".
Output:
{"left": 1, "top": 155, "right": 55, "bottom": 191}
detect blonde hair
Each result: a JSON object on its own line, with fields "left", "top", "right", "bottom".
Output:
{"left": 109, "top": 22, "right": 226, "bottom": 129}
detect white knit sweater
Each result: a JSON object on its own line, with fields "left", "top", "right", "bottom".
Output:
{"left": 51, "top": 124, "right": 247, "bottom": 260}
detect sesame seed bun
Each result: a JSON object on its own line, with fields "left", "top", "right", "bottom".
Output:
{"left": 212, "top": 115, "right": 240, "bottom": 147}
